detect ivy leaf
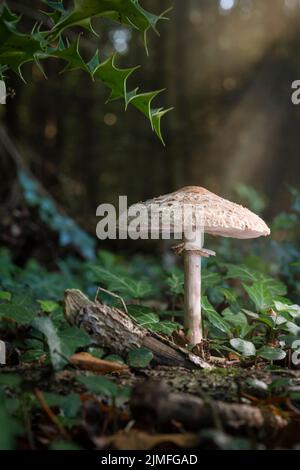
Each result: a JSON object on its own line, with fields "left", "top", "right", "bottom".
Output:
{"left": 58, "top": 324, "right": 91, "bottom": 355}
{"left": 202, "top": 270, "right": 222, "bottom": 292}
{"left": 76, "top": 375, "right": 119, "bottom": 397}
{"left": 259, "top": 277, "right": 287, "bottom": 297}
{"left": 0, "top": 400, "right": 22, "bottom": 450}
{"left": 230, "top": 338, "right": 256, "bottom": 357}
{"left": 217, "top": 287, "right": 238, "bottom": 304}
{"left": 246, "top": 378, "right": 268, "bottom": 391}
{"left": 202, "top": 297, "right": 231, "bottom": 335}
{"left": 166, "top": 271, "right": 184, "bottom": 296}
{"left": 0, "top": 374, "right": 21, "bottom": 389}
{"left": 37, "top": 299, "right": 59, "bottom": 313}
{"left": 127, "top": 305, "right": 159, "bottom": 326}
{"left": 127, "top": 348, "right": 153, "bottom": 368}
{"left": 150, "top": 320, "right": 181, "bottom": 335}
{"left": 90, "top": 266, "right": 152, "bottom": 299}
{"left": 127, "top": 305, "right": 181, "bottom": 335}
{"left": 0, "top": 291, "right": 38, "bottom": 325}
{"left": 225, "top": 264, "right": 261, "bottom": 283}
{"left": 243, "top": 282, "right": 274, "bottom": 312}
{"left": 0, "top": 291, "right": 11, "bottom": 301}
{"left": 31, "top": 316, "right": 66, "bottom": 371}
{"left": 257, "top": 346, "right": 286, "bottom": 361}
{"left": 104, "top": 354, "right": 125, "bottom": 364}
{"left": 221, "top": 309, "right": 248, "bottom": 328}
{"left": 225, "top": 264, "right": 287, "bottom": 297}
{"left": 274, "top": 301, "right": 300, "bottom": 318}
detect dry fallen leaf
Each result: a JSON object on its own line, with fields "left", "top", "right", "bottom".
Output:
{"left": 94, "top": 429, "right": 199, "bottom": 450}
{"left": 69, "top": 352, "right": 128, "bottom": 373}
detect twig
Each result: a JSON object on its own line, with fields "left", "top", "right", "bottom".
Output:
{"left": 95, "top": 286, "right": 128, "bottom": 314}
{"left": 34, "top": 389, "right": 69, "bottom": 440}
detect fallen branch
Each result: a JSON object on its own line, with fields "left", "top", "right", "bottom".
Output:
{"left": 130, "top": 381, "right": 289, "bottom": 434}
{"left": 64, "top": 289, "right": 212, "bottom": 370}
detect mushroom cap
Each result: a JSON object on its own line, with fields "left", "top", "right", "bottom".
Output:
{"left": 128, "top": 186, "right": 270, "bottom": 239}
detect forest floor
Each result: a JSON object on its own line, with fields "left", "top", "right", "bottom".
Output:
{"left": 2, "top": 360, "right": 300, "bottom": 450}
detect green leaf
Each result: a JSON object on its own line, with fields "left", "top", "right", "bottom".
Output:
{"left": 260, "top": 277, "right": 287, "bottom": 297}
{"left": 87, "top": 347, "right": 105, "bottom": 359}
{"left": 243, "top": 282, "right": 273, "bottom": 312}
{"left": 0, "top": 2, "right": 171, "bottom": 143}
{"left": 58, "top": 324, "right": 91, "bottom": 355}
{"left": 127, "top": 305, "right": 181, "bottom": 335}
{"left": 0, "top": 291, "right": 11, "bottom": 301}
{"left": 274, "top": 301, "right": 300, "bottom": 318}
{"left": 283, "top": 321, "right": 300, "bottom": 336}
{"left": 104, "top": 354, "right": 125, "bottom": 364}
{"left": 0, "top": 290, "right": 38, "bottom": 324}
{"left": 256, "top": 314, "right": 275, "bottom": 329}
{"left": 225, "top": 264, "right": 261, "bottom": 283}
{"left": 61, "top": 393, "right": 81, "bottom": 418}
{"left": 150, "top": 320, "right": 181, "bottom": 335}
{"left": 246, "top": 378, "right": 268, "bottom": 391}
{"left": 0, "top": 20, "right": 42, "bottom": 80}
{"left": 222, "top": 309, "right": 248, "bottom": 327}
{"left": 202, "top": 270, "right": 222, "bottom": 292}
{"left": 166, "top": 272, "right": 184, "bottom": 296}
{"left": 91, "top": 54, "right": 170, "bottom": 144}
{"left": 37, "top": 299, "right": 59, "bottom": 313}
{"left": 49, "top": 0, "right": 168, "bottom": 45}
{"left": 202, "top": 297, "right": 231, "bottom": 335}
{"left": 32, "top": 316, "right": 66, "bottom": 370}
{"left": 217, "top": 287, "right": 237, "bottom": 304}
{"left": 257, "top": 346, "right": 286, "bottom": 361}
{"left": 127, "top": 348, "right": 153, "bottom": 368}
{"left": 230, "top": 338, "right": 256, "bottom": 357}
{"left": 268, "top": 377, "right": 291, "bottom": 390}
{"left": 221, "top": 309, "right": 251, "bottom": 337}
{"left": 127, "top": 305, "right": 159, "bottom": 325}
{"left": 90, "top": 266, "right": 152, "bottom": 299}
{"left": 76, "top": 375, "right": 119, "bottom": 397}
{"left": 0, "top": 400, "right": 21, "bottom": 450}
{"left": 0, "top": 374, "right": 21, "bottom": 389}
{"left": 225, "top": 264, "right": 287, "bottom": 297}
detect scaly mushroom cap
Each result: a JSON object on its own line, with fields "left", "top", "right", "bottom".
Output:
{"left": 129, "top": 186, "right": 270, "bottom": 239}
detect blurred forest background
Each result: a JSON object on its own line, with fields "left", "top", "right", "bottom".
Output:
{"left": 1, "top": 0, "right": 300, "bottom": 257}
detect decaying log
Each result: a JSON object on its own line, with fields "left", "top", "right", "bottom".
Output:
{"left": 130, "top": 381, "right": 289, "bottom": 433}
{"left": 64, "top": 289, "right": 211, "bottom": 369}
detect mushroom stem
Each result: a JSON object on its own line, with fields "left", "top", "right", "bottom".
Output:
{"left": 184, "top": 250, "right": 202, "bottom": 345}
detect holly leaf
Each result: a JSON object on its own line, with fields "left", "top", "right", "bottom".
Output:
{"left": 49, "top": 0, "right": 169, "bottom": 50}
{"left": 0, "top": 2, "right": 171, "bottom": 143}
{"left": 0, "top": 12, "right": 44, "bottom": 81}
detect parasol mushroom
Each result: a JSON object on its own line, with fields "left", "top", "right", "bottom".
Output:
{"left": 125, "top": 186, "right": 270, "bottom": 346}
